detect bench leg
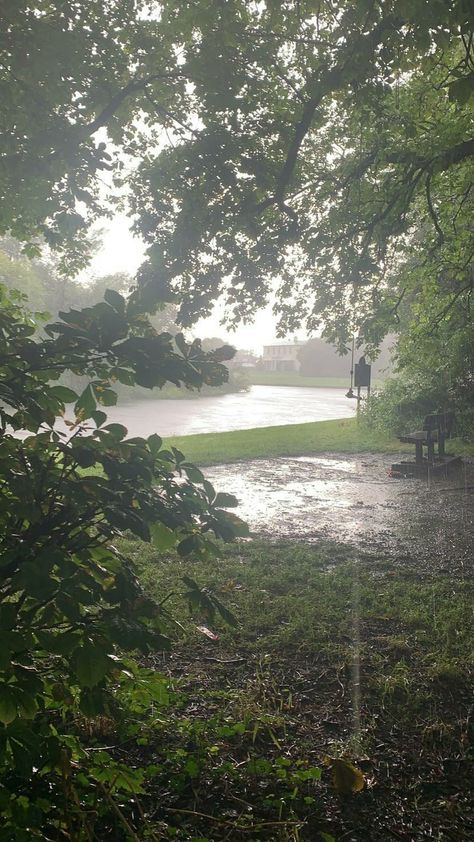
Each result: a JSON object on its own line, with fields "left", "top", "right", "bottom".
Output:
{"left": 438, "top": 434, "right": 446, "bottom": 459}
{"left": 427, "top": 439, "right": 435, "bottom": 463}
{"left": 415, "top": 441, "right": 423, "bottom": 464}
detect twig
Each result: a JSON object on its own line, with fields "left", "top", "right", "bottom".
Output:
{"left": 98, "top": 783, "right": 141, "bottom": 842}
{"left": 162, "top": 806, "right": 304, "bottom": 831}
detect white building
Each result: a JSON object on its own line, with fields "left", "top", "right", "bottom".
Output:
{"left": 261, "top": 340, "right": 303, "bottom": 372}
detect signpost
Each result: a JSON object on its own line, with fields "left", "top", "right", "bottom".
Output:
{"left": 346, "top": 341, "right": 371, "bottom": 414}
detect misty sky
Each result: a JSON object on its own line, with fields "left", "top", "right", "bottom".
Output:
{"left": 83, "top": 215, "right": 308, "bottom": 354}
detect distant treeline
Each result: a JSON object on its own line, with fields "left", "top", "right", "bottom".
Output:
{"left": 296, "top": 336, "right": 395, "bottom": 379}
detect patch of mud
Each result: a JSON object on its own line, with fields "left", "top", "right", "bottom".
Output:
{"left": 206, "top": 452, "right": 474, "bottom": 572}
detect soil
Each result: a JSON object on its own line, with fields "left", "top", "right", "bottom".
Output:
{"left": 205, "top": 452, "right": 474, "bottom": 574}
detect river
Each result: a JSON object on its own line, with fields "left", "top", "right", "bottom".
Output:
{"left": 102, "top": 385, "right": 355, "bottom": 438}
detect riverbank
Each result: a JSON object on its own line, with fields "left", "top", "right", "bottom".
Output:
{"left": 246, "top": 371, "right": 383, "bottom": 388}
{"left": 167, "top": 418, "right": 390, "bottom": 465}
{"left": 167, "top": 416, "right": 474, "bottom": 465}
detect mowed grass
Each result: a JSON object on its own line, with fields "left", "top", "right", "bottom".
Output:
{"left": 166, "top": 417, "right": 401, "bottom": 465}
{"left": 128, "top": 538, "right": 474, "bottom": 673}
{"left": 166, "top": 417, "right": 474, "bottom": 465}
{"left": 247, "top": 370, "right": 384, "bottom": 388}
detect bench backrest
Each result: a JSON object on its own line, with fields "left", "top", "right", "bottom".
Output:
{"left": 423, "top": 411, "right": 455, "bottom": 436}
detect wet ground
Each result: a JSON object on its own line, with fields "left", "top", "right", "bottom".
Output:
{"left": 206, "top": 452, "right": 474, "bottom": 572}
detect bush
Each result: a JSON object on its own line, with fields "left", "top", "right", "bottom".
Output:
{"left": 0, "top": 284, "right": 246, "bottom": 839}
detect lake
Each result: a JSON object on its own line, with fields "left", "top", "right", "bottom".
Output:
{"left": 103, "top": 385, "right": 355, "bottom": 438}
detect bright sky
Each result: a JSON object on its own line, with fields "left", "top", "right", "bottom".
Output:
{"left": 83, "top": 215, "right": 308, "bottom": 354}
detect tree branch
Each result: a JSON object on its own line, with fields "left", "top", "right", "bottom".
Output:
{"left": 256, "top": 14, "right": 400, "bottom": 214}
{"left": 425, "top": 171, "right": 444, "bottom": 247}
{"left": 85, "top": 72, "right": 186, "bottom": 135}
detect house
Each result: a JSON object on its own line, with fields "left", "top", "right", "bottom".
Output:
{"left": 261, "top": 340, "right": 303, "bottom": 372}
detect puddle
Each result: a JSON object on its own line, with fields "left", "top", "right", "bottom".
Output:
{"left": 206, "top": 453, "right": 474, "bottom": 573}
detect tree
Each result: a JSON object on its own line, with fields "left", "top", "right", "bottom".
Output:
{"left": 297, "top": 336, "right": 394, "bottom": 379}
{"left": 0, "top": 3, "right": 473, "bottom": 833}
{"left": 2, "top": 2, "right": 471, "bottom": 386}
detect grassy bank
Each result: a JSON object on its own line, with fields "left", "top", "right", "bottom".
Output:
{"left": 167, "top": 417, "right": 474, "bottom": 465}
{"left": 248, "top": 371, "right": 349, "bottom": 388}
{"left": 247, "top": 370, "right": 384, "bottom": 388}
{"left": 166, "top": 417, "right": 403, "bottom": 465}
{"left": 118, "top": 536, "right": 473, "bottom": 841}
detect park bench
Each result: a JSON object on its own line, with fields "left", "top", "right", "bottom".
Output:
{"left": 391, "top": 411, "right": 461, "bottom": 477}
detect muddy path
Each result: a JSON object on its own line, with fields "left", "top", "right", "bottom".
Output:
{"left": 206, "top": 453, "right": 474, "bottom": 574}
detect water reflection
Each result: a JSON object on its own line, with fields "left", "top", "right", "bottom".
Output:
{"left": 102, "top": 385, "right": 355, "bottom": 437}
{"left": 205, "top": 453, "right": 474, "bottom": 572}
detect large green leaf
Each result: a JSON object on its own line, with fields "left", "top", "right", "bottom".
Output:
{"left": 74, "top": 384, "right": 96, "bottom": 420}
{"left": 72, "top": 643, "right": 114, "bottom": 688}
{"left": 149, "top": 522, "right": 177, "bottom": 551}
{"left": 0, "top": 685, "right": 17, "bottom": 725}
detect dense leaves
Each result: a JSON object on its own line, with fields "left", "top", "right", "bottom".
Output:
{"left": 0, "top": 284, "right": 245, "bottom": 838}
{"left": 2, "top": 2, "right": 472, "bottom": 412}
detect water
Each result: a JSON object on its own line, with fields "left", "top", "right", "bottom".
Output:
{"left": 103, "top": 385, "right": 355, "bottom": 438}
{"left": 204, "top": 453, "right": 474, "bottom": 573}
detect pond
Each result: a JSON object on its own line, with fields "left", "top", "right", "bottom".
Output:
{"left": 104, "top": 385, "right": 355, "bottom": 438}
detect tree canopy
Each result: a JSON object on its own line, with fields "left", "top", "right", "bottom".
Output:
{"left": 0, "top": 2, "right": 473, "bottom": 837}
{"left": 2, "top": 0, "right": 473, "bottom": 355}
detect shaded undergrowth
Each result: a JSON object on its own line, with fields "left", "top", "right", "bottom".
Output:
{"left": 104, "top": 537, "right": 474, "bottom": 841}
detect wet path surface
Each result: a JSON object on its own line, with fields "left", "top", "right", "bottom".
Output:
{"left": 206, "top": 453, "right": 474, "bottom": 572}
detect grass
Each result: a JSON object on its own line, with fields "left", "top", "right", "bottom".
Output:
{"left": 130, "top": 539, "right": 473, "bottom": 669}
{"left": 118, "top": 536, "right": 474, "bottom": 841}
{"left": 166, "top": 417, "right": 474, "bottom": 465}
{"left": 165, "top": 417, "right": 402, "bottom": 465}
{"left": 247, "top": 370, "right": 383, "bottom": 389}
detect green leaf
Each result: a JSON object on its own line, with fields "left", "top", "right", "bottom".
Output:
{"left": 221, "top": 511, "right": 250, "bottom": 537}
{"left": 91, "top": 410, "right": 107, "bottom": 427}
{"left": 177, "top": 535, "right": 199, "bottom": 557}
{"left": 183, "top": 463, "right": 205, "bottom": 483}
{"left": 329, "top": 757, "right": 365, "bottom": 794}
{"left": 0, "top": 685, "right": 17, "bottom": 725}
{"left": 103, "top": 423, "right": 128, "bottom": 440}
{"left": 96, "top": 388, "right": 117, "bottom": 407}
{"left": 74, "top": 384, "right": 96, "bottom": 420}
{"left": 214, "top": 492, "right": 239, "bottom": 508}
{"left": 149, "top": 522, "right": 177, "bottom": 551}
{"left": 104, "top": 289, "right": 126, "bottom": 312}
{"left": 147, "top": 433, "right": 163, "bottom": 455}
{"left": 448, "top": 75, "right": 474, "bottom": 104}
{"left": 72, "top": 643, "right": 113, "bottom": 688}
{"left": 49, "top": 385, "right": 78, "bottom": 404}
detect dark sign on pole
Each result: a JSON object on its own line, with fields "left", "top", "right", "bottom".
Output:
{"left": 354, "top": 360, "right": 371, "bottom": 388}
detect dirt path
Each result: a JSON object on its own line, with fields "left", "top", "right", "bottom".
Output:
{"left": 206, "top": 453, "right": 474, "bottom": 573}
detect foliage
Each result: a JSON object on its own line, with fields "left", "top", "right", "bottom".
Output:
{"left": 1, "top": 2, "right": 473, "bottom": 836}
{"left": 0, "top": 241, "right": 248, "bottom": 400}
{"left": 2, "top": 3, "right": 472, "bottom": 332}
{"left": 296, "top": 337, "right": 394, "bottom": 379}
{"left": 364, "top": 304, "right": 474, "bottom": 438}
{"left": 0, "top": 284, "right": 246, "bottom": 838}
{"left": 2, "top": 2, "right": 472, "bottom": 424}
{"left": 125, "top": 3, "right": 473, "bottom": 347}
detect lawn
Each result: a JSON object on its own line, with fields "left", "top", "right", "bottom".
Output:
{"left": 247, "top": 371, "right": 384, "bottom": 389}
{"left": 117, "top": 536, "right": 474, "bottom": 841}
{"left": 166, "top": 416, "right": 474, "bottom": 465}
{"left": 248, "top": 371, "right": 350, "bottom": 388}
